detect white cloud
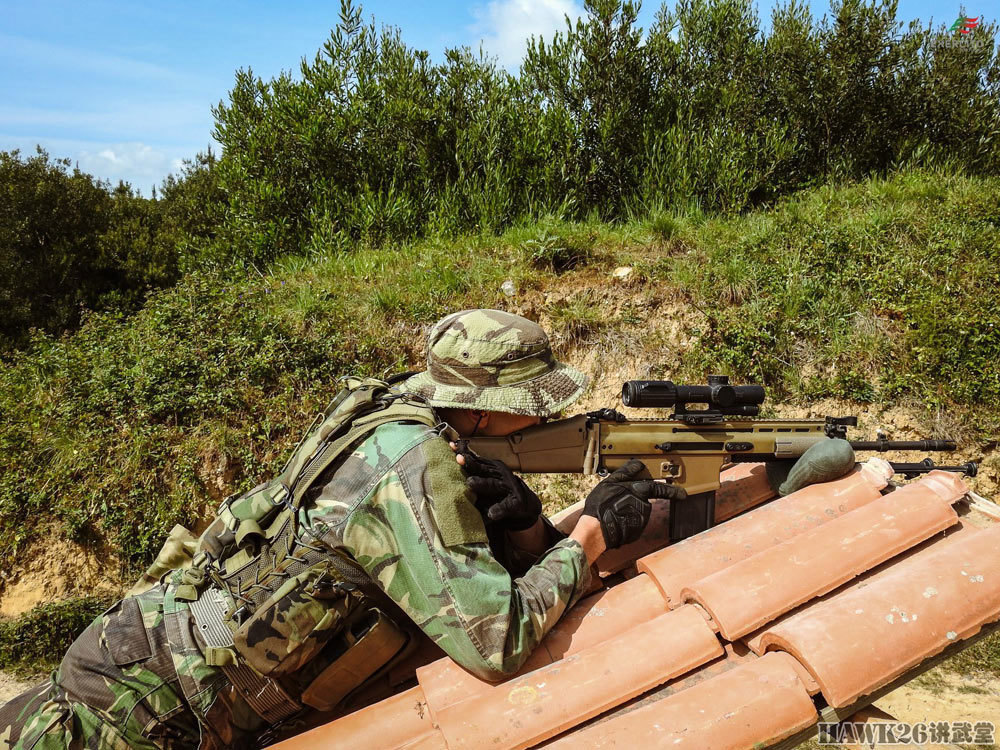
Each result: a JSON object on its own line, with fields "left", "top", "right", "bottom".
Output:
{"left": 76, "top": 142, "right": 181, "bottom": 191}
{"left": 472, "top": 0, "right": 586, "bottom": 69}
{"left": 0, "top": 135, "right": 208, "bottom": 196}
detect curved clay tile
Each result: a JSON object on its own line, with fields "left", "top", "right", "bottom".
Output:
{"left": 638, "top": 460, "right": 893, "bottom": 606}
{"left": 758, "top": 523, "right": 1000, "bottom": 707}
{"left": 543, "top": 652, "right": 817, "bottom": 750}
{"left": 742, "top": 517, "right": 983, "bottom": 656}
{"left": 272, "top": 686, "right": 441, "bottom": 750}
{"left": 714, "top": 461, "right": 778, "bottom": 522}
{"left": 424, "top": 605, "right": 723, "bottom": 750}
{"left": 681, "top": 480, "right": 961, "bottom": 639}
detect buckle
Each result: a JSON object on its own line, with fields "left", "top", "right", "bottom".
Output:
{"left": 269, "top": 483, "right": 292, "bottom": 508}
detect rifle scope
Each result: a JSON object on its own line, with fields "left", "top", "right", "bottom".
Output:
{"left": 622, "top": 376, "right": 766, "bottom": 413}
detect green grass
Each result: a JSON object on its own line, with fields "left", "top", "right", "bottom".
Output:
{"left": 1, "top": 167, "right": 999, "bottom": 665}
{"left": 0, "top": 596, "right": 114, "bottom": 675}
{"left": 548, "top": 293, "right": 606, "bottom": 345}
{"left": 947, "top": 631, "right": 1000, "bottom": 679}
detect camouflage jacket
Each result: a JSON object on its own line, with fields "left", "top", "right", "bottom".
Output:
{"left": 0, "top": 418, "right": 591, "bottom": 750}
{"left": 300, "top": 419, "right": 591, "bottom": 680}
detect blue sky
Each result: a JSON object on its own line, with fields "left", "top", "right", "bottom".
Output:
{"left": 0, "top": 0, "right": 974, "bottom": 194}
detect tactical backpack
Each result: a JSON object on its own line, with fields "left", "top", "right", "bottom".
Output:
{"left": 147, "top": 376, "right": 443, "bottom": 727}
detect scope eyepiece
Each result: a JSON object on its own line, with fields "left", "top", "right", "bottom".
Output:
{"left": 622, "top": 376, "right": 766, "bottom": 414}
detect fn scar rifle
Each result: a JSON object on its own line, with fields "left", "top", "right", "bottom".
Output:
{"left": 465, "top": 376, "right": 977, "bottom": 543}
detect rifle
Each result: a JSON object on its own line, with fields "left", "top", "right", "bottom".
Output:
{"left": 465, "top": 376, "right": 976, "bottom": 543}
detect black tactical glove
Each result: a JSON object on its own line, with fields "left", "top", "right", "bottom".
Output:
{"left": 458, "top": 447, "right": 543, "bottom": 531}
{"left": 583, "top": 459, "right": 686, "bottom": 549}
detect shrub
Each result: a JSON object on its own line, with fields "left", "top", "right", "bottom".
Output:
{"left": 0, "top": 596, "right": 114, "bottom": 674}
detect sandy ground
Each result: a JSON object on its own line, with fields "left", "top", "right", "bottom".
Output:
{"left": 792, "top": 667, "right": 1000, "bottom": 749}
{"left": 878, "top": 667, "right": 1000, "bottom": 726}
{"left": 0, "top": 672, "right": 40, "bottom": 704}
{"left": 0, "top": 532, "right": 123, "bottom": 618}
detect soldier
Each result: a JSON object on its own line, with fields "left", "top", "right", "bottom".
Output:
{"left": 0, "top": 308, "right": 857, "bottom": 749}
{"left": 0, "top": 309, "right": 677, "bottom": 749}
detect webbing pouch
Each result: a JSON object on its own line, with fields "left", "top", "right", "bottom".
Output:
{"left": 231, "top": 562, "right": 363, "bottom": 677}
{"left": 300, "top": 609, "right": 409, "bottom": 712}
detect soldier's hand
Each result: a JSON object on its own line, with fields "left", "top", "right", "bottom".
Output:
{"left": 582, "top": 459, "right": 685, "bottom": 549}
{"left": 454, "top": 445, "right": 542, "bottom": 531}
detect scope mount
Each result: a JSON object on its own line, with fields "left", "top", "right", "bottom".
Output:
{"left": 823, "top": 415, "right": 858, "bottom": 439}
{"left": 586, "top": 408, "right": 627, "bottom": 424}
{"left": 668, "top": 375, "right": 762, "bottom": 423}
{"left": 671, "top": 411, "right": 728, "bottom": 425}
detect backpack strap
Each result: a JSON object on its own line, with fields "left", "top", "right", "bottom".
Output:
{"left": 180, "top": 378, "right": 442, "bottom": 598}
{"left": 287, "top": 396, "right": 441, "bottom": 511}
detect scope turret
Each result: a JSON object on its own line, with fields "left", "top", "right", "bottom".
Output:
{"left": 622, "top": 376, "right": 766, "bottom": 416}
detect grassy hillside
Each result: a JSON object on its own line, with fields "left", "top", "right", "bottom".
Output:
{"left": 5, "top": 0, "right": 999, "bottom": 349}
{"left": 1, "top": 167, "right": 999, "bottom": 671}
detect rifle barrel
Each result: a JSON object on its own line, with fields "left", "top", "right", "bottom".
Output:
{"left": 849, "top": 439, "right": 956, "bottom": 452}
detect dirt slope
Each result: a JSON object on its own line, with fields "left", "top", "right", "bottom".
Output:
{"left": 1, "top": 267, "right": 997, "bottom": 730}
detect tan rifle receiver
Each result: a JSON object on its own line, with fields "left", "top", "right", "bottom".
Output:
{"left": 465, "top": 376, "right": 962, "bottom": 541}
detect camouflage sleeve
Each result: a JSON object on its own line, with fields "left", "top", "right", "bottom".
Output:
{"left": 341, "top": 435, "right": 592, "bottom": 681}
{"left": 495, "top": 515, "right": 568, "bottom": 578}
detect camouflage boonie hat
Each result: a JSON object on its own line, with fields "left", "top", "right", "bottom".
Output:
{"left": 403, "top": 309, "right": 588, "bottom": 416}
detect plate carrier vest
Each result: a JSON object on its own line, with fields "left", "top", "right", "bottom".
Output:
{"left": 175, "top": 377, "right": 442, "bottom": 729}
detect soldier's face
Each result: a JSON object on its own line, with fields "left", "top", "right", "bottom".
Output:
{"left": 476, "top": 412, "right": 544, "bottom": 437}
{"left": 444, "top": 409, "right": 543, "bottom": 437}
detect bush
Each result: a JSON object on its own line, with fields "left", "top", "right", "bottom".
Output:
{"left": 210, "top": 0, "right": 1000, "bottom": 264}
{"left": 0, "top": 596, "right": 114, "bottom": 674}
{"left": 0, "top": 150, "right": 114, "bottom": 346}
{"left": 0, "top": 149, "right": 224, "bottom": 348}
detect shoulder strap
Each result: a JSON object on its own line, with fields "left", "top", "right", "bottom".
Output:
{"left": 287, "top": 395, "right": 440, "bottom": 510}
{"left": 197, "top": 378, "right": 440, "bottom": 561}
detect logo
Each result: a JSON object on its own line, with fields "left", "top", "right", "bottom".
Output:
{"left": 818, "top": 720, "right": 995, "bottom": 746}
{"left": 929, "top": 13, "right": 988, "bottom": 50}
{"left": 949, "top": 15, "right": 980, "bottom": 34}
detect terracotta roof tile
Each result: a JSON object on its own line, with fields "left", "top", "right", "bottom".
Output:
{"left": 551, "top": 462, "right": 779, "bottom": 575}
{"left": 681, "top": 481, "right": 960, "bottom": 639}
{"left": 424, "top": 605, "right": 723, "bottom": 750}
{"left": 714, "top": 461, "right": 778, "bottom": 522}
{"left": 543, "top": 652, "right": 817, "bottom": 750}
{"left": 637, "top": 461, "right": 893, "bottom": 607}
{"left": 757, "top": 523, "right": 1000, "bottom": 707}
{"left": 742, "top": 518, "right": 982, "bottom": 655}
{"left": 272, "top": 686, "right": 440, "bottom": 750}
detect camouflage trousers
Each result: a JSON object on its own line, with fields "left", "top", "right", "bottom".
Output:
{"left": 0, "top": 582, "right": 267, "bottom": 749}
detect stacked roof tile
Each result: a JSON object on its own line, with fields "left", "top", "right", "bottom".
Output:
{"left": 273, "top": 464, "right": 1000, "bottom": 750}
